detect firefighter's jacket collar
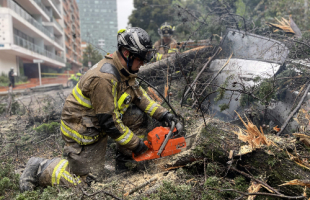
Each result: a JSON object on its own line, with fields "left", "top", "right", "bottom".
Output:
{"left": 105, "top": 51, "right": 137, "bottom": 82}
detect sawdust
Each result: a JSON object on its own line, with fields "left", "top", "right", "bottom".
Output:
{"left": 247, "top": 181, "right": 262, "bottom": 200}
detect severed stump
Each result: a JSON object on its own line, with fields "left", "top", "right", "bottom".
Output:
{"left": 157, "top": 118, "right": 310, "bottom": 196}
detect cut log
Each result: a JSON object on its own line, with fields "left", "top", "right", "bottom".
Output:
{"left": 138, "top": 46, "right": 214, "bottom": 80}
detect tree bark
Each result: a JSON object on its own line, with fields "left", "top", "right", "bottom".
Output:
{"left": 138, "top": 46, "right": 213, "bottom": 78}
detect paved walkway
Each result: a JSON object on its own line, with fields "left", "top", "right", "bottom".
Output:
{"left": 0, "top": 83, "right": 68, "bottom": 96}
{"left": 0, "top": 76, "right": 69, "bottom": 94}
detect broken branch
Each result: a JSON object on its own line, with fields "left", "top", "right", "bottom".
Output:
{"left": 277, "top": 81, "right": 310, "bottom": 136}
{"left": 124, "top": 176, "right": 158, "bottom": 196}
{"left": 219, "top": 189, "right": 306, "bottom": 199}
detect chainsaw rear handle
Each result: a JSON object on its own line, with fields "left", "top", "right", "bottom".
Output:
{"left": 157, "top": 121, "right": 175, "bottom": 156}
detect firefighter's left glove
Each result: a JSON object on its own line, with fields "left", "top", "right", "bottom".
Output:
{"left": 162, "top": 112, "right": 183, "bottom": 134}
{"left": 133, "top": 139, "right": 148, "bottom": 156}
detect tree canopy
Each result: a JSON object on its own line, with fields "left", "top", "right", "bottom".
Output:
{"left": 128, "top": 0, "right": 309, "bottom": 43}
{"left": 81, "top": 44, "right": 103, "bottom": 67}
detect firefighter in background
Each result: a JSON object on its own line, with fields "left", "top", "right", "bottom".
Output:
{"left": 19, "top": 27, "right": 182, "bottom": 192}
{"left": 153, "top": 22, "right": 178, "bottom": 61}
{"left": 67, "top": 72, "right": 82, "bottom": 88}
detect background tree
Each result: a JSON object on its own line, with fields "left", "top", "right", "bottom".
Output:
{"left": 81, "top": 44, "right": 103, "bottom": 67}
{"left": 128, "top": 0, "right": 178, "bottom": 43}
{"left": 128, "top": 0, "right": 310, "bottom": 45}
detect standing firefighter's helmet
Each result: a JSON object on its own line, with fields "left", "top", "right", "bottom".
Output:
{"left": 158, "top": 22, "right": 175, "bottom": 37}
{"left": 117, "top": 27, "right": 155, "bottom": 73}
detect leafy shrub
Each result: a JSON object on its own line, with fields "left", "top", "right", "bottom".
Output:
{"left": 0, "top": 72, "right": 9, "bottom": 87}
{"left": 0, "top": 159, "right": 20, "bottom": 199}
{"left": 34, "top": 122, "right": 60, "bottom": 138}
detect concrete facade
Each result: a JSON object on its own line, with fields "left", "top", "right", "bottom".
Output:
{"left": 63, "top": 0, "right": 82, "bottom": 70}
{"left": 0, "top": 0, "right": 65, "bottom": 79}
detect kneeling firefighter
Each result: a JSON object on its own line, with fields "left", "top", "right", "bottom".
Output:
{"left": 19, "top": 27, "right": 183, "bottom": 192}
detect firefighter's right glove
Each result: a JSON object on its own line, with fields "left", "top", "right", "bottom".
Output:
{"left": 162, "top": 112, "right": 183, "bottom": 134}
{"left": 132, "top": 139, "right": 148, "bottom": 156}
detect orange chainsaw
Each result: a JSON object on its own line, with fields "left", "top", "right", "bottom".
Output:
{"left": 132, "top": 122, "right": 195, "bottom": 161}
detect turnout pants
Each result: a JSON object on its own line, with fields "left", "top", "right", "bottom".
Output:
{"left": 38, "top": 105, "right": 147, "bottom": 188}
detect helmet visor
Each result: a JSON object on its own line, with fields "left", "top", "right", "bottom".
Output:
{"left": 138, "top": 50, "right": 155, "bottom": 63}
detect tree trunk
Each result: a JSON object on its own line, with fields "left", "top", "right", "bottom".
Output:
{"left": 138, "top": 46, "right": 213, "bottom": 79}
{"left": 159, "top": 119, "right": 310, "bottom": 196}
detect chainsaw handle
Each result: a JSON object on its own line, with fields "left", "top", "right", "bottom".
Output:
{"left": 157, "top": 121, "right": 175, "bottom": 156}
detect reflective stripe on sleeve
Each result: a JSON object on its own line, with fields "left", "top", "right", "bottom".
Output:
{"left": 111, "top": 80, "right": 134, "bottom": 145}
{"left": 51, "top": 159, "right": 68, "bottom": 185}
{"left": 115, "top": 127, "right": 134, "bottom": 145}
{"left": 61, "top": 120, "right": 98, "bottom": 145}
{"left": 62, "top": 171, "right": 81, "bottom": 185}
{"left": 118, "top": 92, "right": 130, "bottom": 114}
{"left": 72, "top": 83, "right": 92, "bottom": 108}
{"left": 141, "top": 87, "right": 159, "bottom": 117}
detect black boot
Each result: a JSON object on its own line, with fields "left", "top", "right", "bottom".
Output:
{"left": 19, "top": 157, "right": 45, "bottom": 192}
{"left": 115, "top": 151, "right": 138, "bottom": 174}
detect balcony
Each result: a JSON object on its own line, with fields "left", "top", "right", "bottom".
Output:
{"left": 33, "top": 0, "right": 51, "bottom": 19}
{"left": 51, "top": 17, "right": 63, "bottom": 30}
{"left": 14, "top": 34, "right": 64, "bottom": 63}
{"left": 8, "top": 0, "right": 55, "bottom": 39}
{"left": 42, "top": 0, "right": 61, "bottom": 19}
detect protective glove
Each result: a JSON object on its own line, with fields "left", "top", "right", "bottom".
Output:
{"left": 132, "top": 139, "right": 148, "bottom": 157}
{"left": 162, "top": 112, "right": 183, "bottom": 134}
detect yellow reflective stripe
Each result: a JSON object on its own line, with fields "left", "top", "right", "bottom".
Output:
{"left": 150, "top": 105, "right": 159, "bottom": 117}
{"left": 61, "top": 120, "right": 98, "bottom": 145}
{"left": 115, "top": 127, "right": 134, "bottom": 145}
{"left": 156, "top": 53, "right": 163, "bottom": 61}
{"left": 118, "top": 92, "right": 130, "bottom": 114}
{"left": 111, "top": 80, "right": 131, "bottom": 144}
{"left": 62, "top": 171, "right": 81, "bottom": 185}
{"left": 137, "top": 135, "right": 145, "bottom": 139}
{"left": 141, "top": 87, "right": 159, "bottom": 117}
{"left": 145, "top": 101, "right": 159, "bottom": 117}
{"left": 72, "top": 83, "right": 92, "bottom": 108}
{"left": 161, "top": 25, "right": 172, "bottom": 29}
{"left": 51, "top": 159, "right": 68, "bottom": 185}
{"left": 111, "top": 80, "right": 123, "bottom": 127}
{"left": 168, "top": 48, "right": 178, "bottom": 53}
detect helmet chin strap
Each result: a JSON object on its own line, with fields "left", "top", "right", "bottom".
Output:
{"left": 120, "top": 51, "right": 139, "bottom": 74}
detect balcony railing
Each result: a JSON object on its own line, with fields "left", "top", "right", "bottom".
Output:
{"left": 7, "top": 0, "right": 63, "bottom": 47}
{"left": 14, "top": 34, "right": 64, "bottom": 63}
{"left": 50, "top": 0, "right": 61, "bottom": 14}
{"left": 33, "top": 0, "right": 51, "bottom": 18}
{"left": 55, "top": 37, "right": 63, "bottom": 46}
{"left": 51, "top": 17, "right": 63, "bottom": 30}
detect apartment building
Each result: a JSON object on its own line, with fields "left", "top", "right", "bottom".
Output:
{"left": 0, "top": 0, "right": 65, "bottom": 79}
{"left": 63, "top": 0, "right": 82, "bottom": 70}
{"left": 76, "top": 0, "right": 118, "bottom": 55}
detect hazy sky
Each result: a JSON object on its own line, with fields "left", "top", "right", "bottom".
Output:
{"left": 117, "top": 0, "right": 134, "bottom": 30}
